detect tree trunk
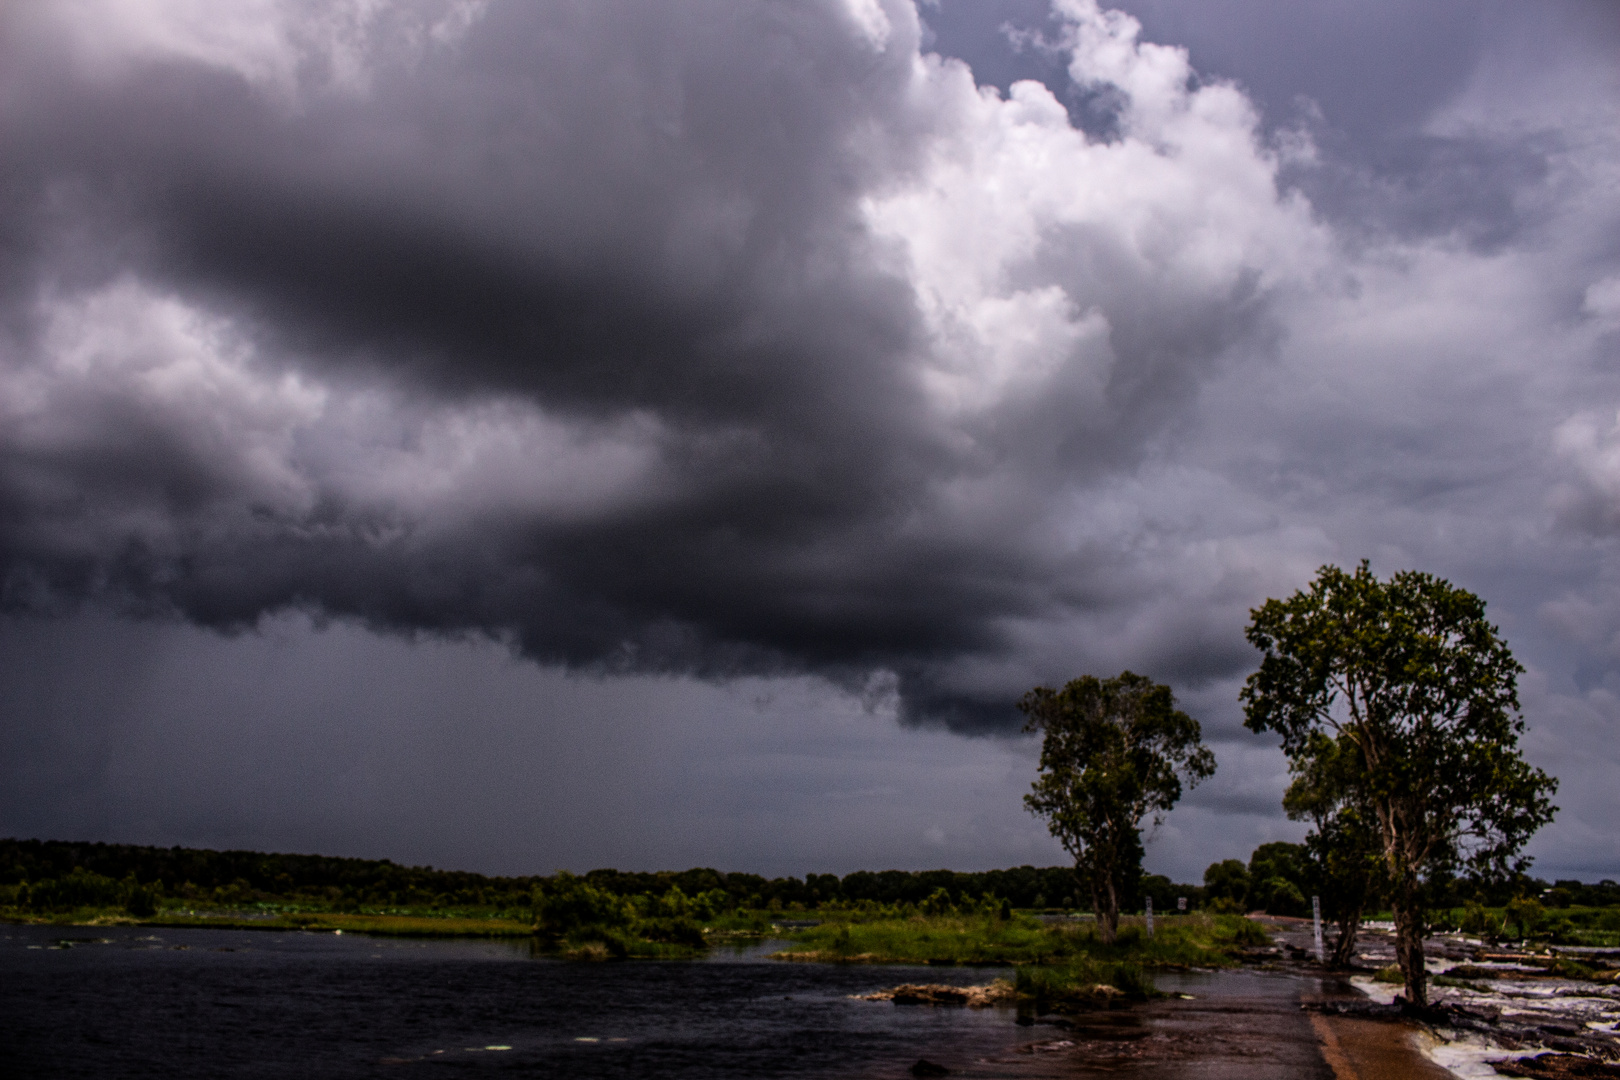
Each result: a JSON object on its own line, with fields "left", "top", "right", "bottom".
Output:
{"left": 1393, "top": 899, "right": 1427, "bottom": 1007}
{"left": 1330, "top": 908, "right": 1362, "bottom": 968}
{"left": 1091, "top": 876, "right": 1119, "bottom": 945}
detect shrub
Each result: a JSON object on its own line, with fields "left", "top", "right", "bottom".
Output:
{"left": 1460, "top": 901, "right": 1498, "bottom": 937}
{"left": 1505, "top": 898, "right": 1544, "bottom": 939}
{"left": 533, "top": 872, "right": 631, "bottom": 941}
{"left": 635, "top": 916, "right": 706, "bottom": 948}
{"left": 1203, "top": 860, "right": 1250, "bottom": 908}
{"left": 124, "top": 877, "right": 160, "bottom": 918}
{"left": 22, "top": 868, "right": 124, "bottom": 912}
{"left": 1256, "top": 877, "right": 1308, "bottom": 917}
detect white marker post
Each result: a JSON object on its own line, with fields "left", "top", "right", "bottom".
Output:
{"left": 1178, "top": 896, "right": 1187, "bottom": 912}
{"left": 1145, "top": 896, "right": 1154, "bottom": 938}
{"left": 1312, "top": 895, "right": 1325, "bottom": 963}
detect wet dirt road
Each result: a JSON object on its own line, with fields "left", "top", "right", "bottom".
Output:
{"left": 910, "top": 968, "right": 1450, "bottom": 1080}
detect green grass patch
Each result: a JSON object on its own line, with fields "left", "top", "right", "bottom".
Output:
{"left": 1015, "top": 959, "right": 1155, "bottom": 1009}
{"left": 773, "top": 912, "right": 1264, "bottom": 968}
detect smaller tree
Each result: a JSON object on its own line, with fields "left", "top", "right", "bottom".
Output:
{"left": 1021, "top": 671, "right": 1216, "bottom": 944}
{"left": 1248, "top": 842, "right": 1310, "bottom": 917}
{"left": 1202, "top": 859, "right": 1250, "bottom": 912}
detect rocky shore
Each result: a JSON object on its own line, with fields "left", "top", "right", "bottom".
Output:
{"left": 844, "top": 919, "right": 1619, "bottom": 1078}
{"left": 1264, "top": 916, "right": 1620, "bottom": 1078}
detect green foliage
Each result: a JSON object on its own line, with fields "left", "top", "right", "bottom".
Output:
{"left": 784, "top": 912, "right": 1056, "bottom": 963}
{"left": 4, "top": 839, "right": 1171, "bottom": 919}
{"left": 1203, "top": 860, "right": 1249, "bottom": 908}
{"left": 529, "top": 874, "right": 714, "bottom": 957}
{"left": 1242, "top": 562, "right": 1559, "bottom": 1006}
{"left": 533, "top": 871, "right": 632, "bottom": 941}
{"left": 124, "top": 876, "right": 160, "bottom": 917}
{"left": 634, "top": 917, "right": 706, "bottom": 948}
{"left": 1459, "top": 901, "right": 1499, "bottom": 937}
{"left": 1021, "top": 671, "right": 1215, "bottom": 943}
{"left": 1504, "top": 897, "right": 1544, "bottom": 940}
{"left": 21, "top": 866, "right": 124, "bottom": 911}
{"left": 1255, "top": 877, "right": 1308, "bottom": 918}
{"left": 777, "top": 910, "right": 1264, "bottom": 969}
{"left": 1016, "top": 960, "right": 1154, "bottom": 1010}
{"left": 1244, "top": 842, "right": 1314, "bottom": 918}
{"left": 1225, "top": 914, "right": 1273, "bottom": 945}
{"left": 12, "top": 866, "right": 160, "bottom": 915}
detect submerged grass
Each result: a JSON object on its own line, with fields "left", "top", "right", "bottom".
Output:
{"left": 152, "top": 911, "right": 535, "bottom": 937}
{"left": 1015, "top": 959, "right": 1155, "bottom": 1009}
{"left": 0, "top": 906, "right": 534, "bottom": 937}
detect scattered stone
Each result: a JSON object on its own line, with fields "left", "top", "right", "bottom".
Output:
{"left": 857, "top": 982, "right": 1015, "bottom": 1007}
{"left": 909, "top": 1057, "right": 950, "bottom": 1077}
{"left": 1015, "top": 1039, "right": 1076, "bottom": 1054}
{"left": 1492, "top": 1053, "right": 1620, "bottom": 1078}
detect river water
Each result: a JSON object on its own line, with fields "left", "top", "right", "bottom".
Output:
{"left": 0, "top": 924, "right": 1347, "bottom": 1079}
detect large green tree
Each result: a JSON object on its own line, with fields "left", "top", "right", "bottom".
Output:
{"left": 1242, "top": 563, "right": 1558, "bottom": 1006}
{"left": 1021, "top": 671, "right": 1215, "bottom": 944}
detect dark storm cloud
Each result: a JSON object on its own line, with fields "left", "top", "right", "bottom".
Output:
{"left": 0, "top": 0, "right": 1333, "bottom": 728}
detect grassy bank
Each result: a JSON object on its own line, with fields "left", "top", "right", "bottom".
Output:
{"left": 773, "top": 911, "right": 1268, "bottom": 967}
{"left": 1, "top": 907, "right": 534, "bottom": 937}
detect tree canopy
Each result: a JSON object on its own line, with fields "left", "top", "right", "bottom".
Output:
{"left": 1021, "top": 671, "right": 1215, "bottom": 943}
{"left": 1242, "top": 562, "right": 1558, "bottom": 1005}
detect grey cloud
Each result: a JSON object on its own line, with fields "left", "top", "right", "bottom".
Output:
{"left": 0, "top": 0, "right": 1315, "bottom": 729}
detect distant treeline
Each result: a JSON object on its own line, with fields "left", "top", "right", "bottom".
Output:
{"left": 0, "top": 838, "right": 1099, "bottom": 913}
{"left": 3, "top": 838, "right": 1615, "bottom": 916}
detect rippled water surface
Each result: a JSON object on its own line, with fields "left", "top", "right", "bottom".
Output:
{"left": 1, "top": 924, "right": 1062, "bottom": 1079}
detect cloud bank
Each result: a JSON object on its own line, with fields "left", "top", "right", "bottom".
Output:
{"left": 0, "top": 0, "right": 1329, "bottom": 725}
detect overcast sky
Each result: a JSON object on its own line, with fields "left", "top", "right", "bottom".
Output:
{"left": 1, "top": 0, "right": 1616, "bottom": 884}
